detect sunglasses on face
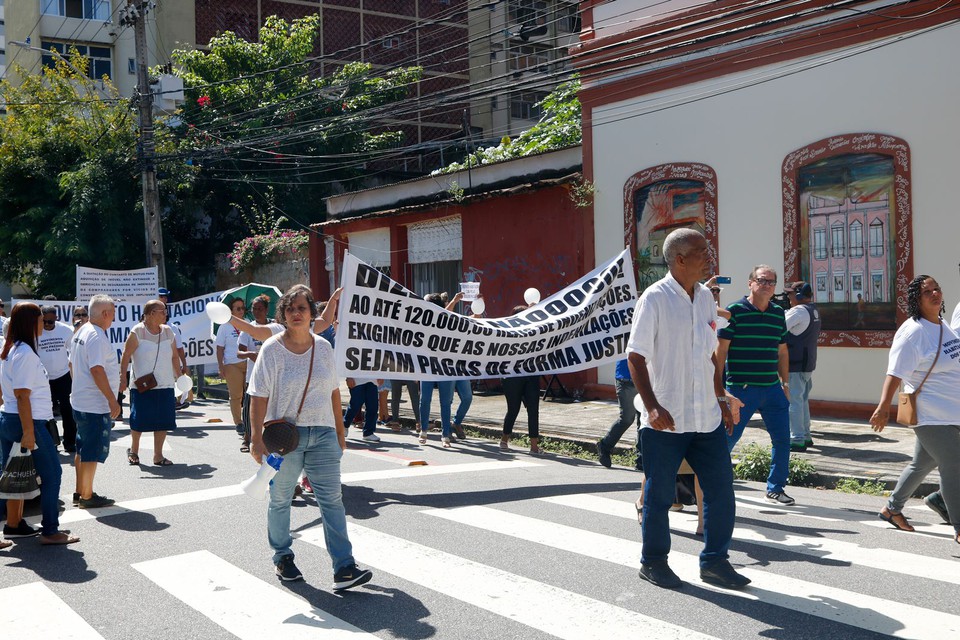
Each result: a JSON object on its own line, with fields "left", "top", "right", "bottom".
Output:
{"left": 74, "top": 313, "right": 88, "bottom": 318}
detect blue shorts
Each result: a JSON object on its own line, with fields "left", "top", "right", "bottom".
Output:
{"left": 73, "top": 410, "right": 113, "bottom": 463}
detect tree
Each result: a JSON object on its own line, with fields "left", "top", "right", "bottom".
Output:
{"left": 0, "top": 53, "right": 191, "bottom": 297}
{"left": 432, "top": 77, "right": 581, "bottom": 175}
{"left": 169, "top": 15, "right": 423, "bottom": 228}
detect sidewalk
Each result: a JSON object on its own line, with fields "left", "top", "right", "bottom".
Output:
{"left": 200, "top": 382, "right": 937, "bottom": 495}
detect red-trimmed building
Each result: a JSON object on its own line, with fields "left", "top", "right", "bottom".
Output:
{"left": 573, "top": 0, "right": 960, "bottom": 414}
{"left": 310, "top": 146, "right": 598, "bottom": 392}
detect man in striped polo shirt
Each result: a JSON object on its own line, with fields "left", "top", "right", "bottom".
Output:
{"left": 716, "top": 265, "right": 794, "bottom": 506}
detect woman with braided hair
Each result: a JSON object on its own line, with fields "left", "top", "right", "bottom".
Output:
{"left": 869, "top": 275, "right": 960, "bottom": 543}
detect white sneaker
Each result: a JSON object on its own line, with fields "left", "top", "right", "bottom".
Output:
{"left": 362, "top": 434, "right": 381, "bottom": 443}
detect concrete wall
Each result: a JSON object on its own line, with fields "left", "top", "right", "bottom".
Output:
{"left": 215, "top": 250, "right": 309, "bottom": 294}
{"left": 589, "top": 23, "right": 960, "bottom": 404}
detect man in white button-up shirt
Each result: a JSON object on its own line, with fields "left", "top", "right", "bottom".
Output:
{"left": 627, "top": 228, "right": 749, "bottom": 590}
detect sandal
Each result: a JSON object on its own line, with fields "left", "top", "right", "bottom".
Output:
{"left": 153, "top": 457, "right": 174, "bottom": 466}
{"left": 127, "top": 448, "right": 140, "bottom": 465}
{"left": 879, "top": 507, "right": 914, "bottom": 532}
{"left": 499, "top": 438, "right": 510, "bottom": 451}
{"left": 40, "top": 532, "right": 80, "bottom": 545}
{"left": 418, "top": 431, "right": 428, "bottom": 445}
{"left": 240, "top": 442, "right": 250, "bottom": 453}
{"left": 441, "top": 437, "right": 452, "bottom": 448}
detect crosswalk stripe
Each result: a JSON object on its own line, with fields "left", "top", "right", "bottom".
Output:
{"left": 733, "top": 494, "right": 841, "bottom": 522}
{"left": 298, "top": 524, "right": 719, "bottom": 640}
{"left": 0, "top": 582, "right": 105, "bottom": 639}
{"left": 540, "top": 494, "right": 960, "bottom": 586}
{"left": 426, "top": 504, "right": 960, "bottom": 639}
{"left": 133, "top": 550, "right": 375, "bottom": 639}
{"left": 52, "top": 459, "right": 538, "bottom": 525}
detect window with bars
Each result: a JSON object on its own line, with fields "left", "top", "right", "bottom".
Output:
{"left": 509, "top": 0, "right": 548, "bottom": 25}
{"left": 509, "top": 44, "right": 550, "bottom": 72}
{"left": 42, "top": 0, "right": 111, "bottom": 20}
{"left": 849, "top": 220, "right": 863, "bottom": 257}
{"left": 41, "top": 41, "right": 112, "bottom": 79}
{"left": 813, "top": 227, "right": 827, "bottom": 260}
{"left": 830, "top": 222, "right": 845, "bottom": 258}
{"left": 511, "top": 91, "right": 546, "bottom": 120}
{"left": 869, "top": 219, "right": 884, "bottom": 256}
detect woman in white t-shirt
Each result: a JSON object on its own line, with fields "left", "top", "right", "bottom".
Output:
{"left": 0, "top": 303, "right": 78, "bottom": 545}
{"left": 119, "top": 300, "right": 180, "bottom": 466}
{"left": 216, "top": 296, "right": 248, "bottom": 431}
{"left": 247, "top": 284, "right": 372, "bottom": 590}
{"left": 870, "top": 275, "right": 960, "bottom": 543}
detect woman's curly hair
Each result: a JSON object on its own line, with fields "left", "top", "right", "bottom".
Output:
{"left": 906, "top": 274, "right": 944, "bottom": 320}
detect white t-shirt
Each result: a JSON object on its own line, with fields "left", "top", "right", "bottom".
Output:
{"left": 785, "top": 305, "right": 812, "bottom": 335}
{"left": 169, "top": 322, "right": 184, "bottom": 350}
{"left": 215, "top": 323, "right": 243, "bottom": 365}
{"left": 70, "top": 323, "right": 120, "bottom": 414}
{"left": 886, "top": 317, "right": 960, "bottom": 425}
{"left": 627, "top": 273, "right": 721, "bottom": 433}
{"left": 0, "top": 342, "right": 54, "bottom": 420}
{"left": 238, "top": 322, "right": 284, "bottom": 383}
{"left": 37, "top": 321, "right": 74, "bottom": 379}
{"left": 248, "top": 333, "right": 339, "bottom": 428}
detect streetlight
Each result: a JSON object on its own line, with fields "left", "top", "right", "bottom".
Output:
{"left": 9, "top": 40, "right": 90, "bottom": 81}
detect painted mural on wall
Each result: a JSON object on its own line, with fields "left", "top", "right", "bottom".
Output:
{"left": 783, "top": 134, "right": 912, "bottom": 348}
{"left": 623, "top": 163, "right": 718, "bottom": 291}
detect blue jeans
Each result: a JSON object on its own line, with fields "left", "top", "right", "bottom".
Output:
{"left": 599, "top": 379, "right": 642, "bottom": 468}
{"left": 0, "top": 413, "right": 64, "bottom": 536}
{"left": 788, "top": 371, "right": 813, "bottom": 444}
{"left": 343, "top": 382, "right": 379, "bottom": 437}
{"left": 726, "top": 384, "right": 791, "bottom": 493}
{"left": 640, "top": 425, "right": 735, "bottom": 567}
{"left": 453, "top": 380, "right": 473, "bottom": 426}
{"left": 267, "top": 426, "right": 355, "bottom": 571}
{"left": 420, "top": 381, "right": 454, "bottom": 438}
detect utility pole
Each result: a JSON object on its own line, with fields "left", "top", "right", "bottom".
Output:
{"left": 123, "top": 0, "right": 167, "bottom": 287}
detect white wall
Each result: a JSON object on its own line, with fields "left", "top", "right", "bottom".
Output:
{"left": 590, "top": 24, "right": 960, "bottom": 403}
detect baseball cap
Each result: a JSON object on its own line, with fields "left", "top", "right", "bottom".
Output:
{"left": 158, "top": 287, "right": 171, "bottom": 297}
{"left": 789, "top": 281, "right": 813, "bottom": 300}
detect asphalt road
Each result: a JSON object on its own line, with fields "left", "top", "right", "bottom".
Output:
{"left": 2, "top": 399, "right": 959, "bottom": 640}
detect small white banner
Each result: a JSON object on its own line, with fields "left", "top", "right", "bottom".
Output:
{"left": 15, "top": 291, "right": 224, "bottom": 367}
{"left": 76, "top": 266, "right": 159, "bottom": 302}
{"left": 335, "top": 250, "right": 637, "bottom": 380}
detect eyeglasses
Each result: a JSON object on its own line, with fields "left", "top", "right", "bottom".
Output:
{"left": 74, "top": 313, "right": 88, "bottom": 318}
{"left": 752, "top": 278, "right": 778, "bottom": 287}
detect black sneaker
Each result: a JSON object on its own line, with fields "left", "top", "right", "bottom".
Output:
{"left": 765, "top": 491, "right": 796, "bottom": 506}
{"left": 638, "top": 562, "right": 682, "bottom": 589}
{"left": 275, "top": 555, "right": 303, "bottom": 582}
{"left": 78, "top": 493, "right": 116, "bottom": 509}
{"left": 700, "top": 560, "right": 752, "bottom": 589}
{"left": 333, "top": 563, "right": 372, "bottom": 591}
{"left": 596, "top": 440, "right": 612, "bottom": 468}
{"left": 924, "top": 491, "right": 950, "bottom": 523}
{"left": 3, "top": 520, "right": 40, "bottom": 538}
{"left": 72, "top": 493, "right": 80, "bottom": 507}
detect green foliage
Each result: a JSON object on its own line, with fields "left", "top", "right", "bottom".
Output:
{"left": 834, "top": 477, "right": 888, "bottom": 496}
{"left": 0, "top": 52, "right": 192, "bottom": 297}
{"left": 569, "top": 178, "right": 597, "bottom": 208}
{"left": 171, "top": 15, "right": 422, "bottom": 226}
{"left": 734, "top": 443, "right": 817, "bottom": 486}
{"left": 229, "top": 230, "right": 308, "bottom": 273}
{"left": 433, "top": 77, "right": 581, "bottom": 175}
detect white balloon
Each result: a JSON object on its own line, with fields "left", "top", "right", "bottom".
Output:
{"left": 175, "top": 374, "right": 193, "bottom": 395}
{"left": 523, "top": 287, "right": 541, "bottom": 305}
{"left": 471, "top": 298, "right": 486, "bottom": 315}
{"left": 633, "top": 394, "right": 644, "bottom": 413}
{"left": 206, "top": 300, "right": 232, "bottom": 324}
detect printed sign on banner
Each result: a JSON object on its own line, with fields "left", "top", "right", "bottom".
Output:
{"left": 14, "top": 291, "right": 224, "bottom": 367}
{"left": 76, "top": 266, "right": 159, "bottom": 301}
{"left": 335, "top": 250, "right": 637, "bottom": 381}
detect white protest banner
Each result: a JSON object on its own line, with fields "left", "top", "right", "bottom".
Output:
{"left": 76, "top": 266, "right": 159, "bottom": 301}
{"left": 15, "top": 291, "right": 224, "bottom": 367}
{"left": 335, "top": 250, "right": 637, "bottom": 381}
